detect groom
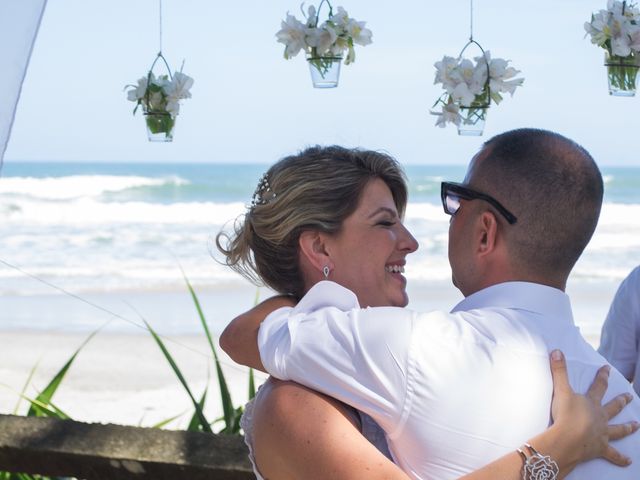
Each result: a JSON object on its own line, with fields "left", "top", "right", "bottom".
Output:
{"left": 223, "top": 129, "right": 640, "bottom": 478}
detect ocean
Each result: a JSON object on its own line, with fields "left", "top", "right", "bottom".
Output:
{"left": 1, "top": 161, "right": 639, "bottom": 339}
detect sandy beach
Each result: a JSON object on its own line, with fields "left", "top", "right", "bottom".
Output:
{"left": 0, "top": 329, "right": 268, "bottom": 428}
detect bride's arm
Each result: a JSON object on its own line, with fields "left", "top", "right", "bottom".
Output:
{"left": 220, "top": 295, "right": 294, "bottom": 372}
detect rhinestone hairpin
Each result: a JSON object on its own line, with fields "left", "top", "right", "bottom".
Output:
{"left": 250, "top": 172, "right": 277, "bottom": 209}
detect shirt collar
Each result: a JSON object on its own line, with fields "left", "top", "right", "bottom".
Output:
{"left": 293, "top": 280, "right": 360, "bottom": 314}
{"left": 451, "top": 281, "right": 575, "bottom": 326}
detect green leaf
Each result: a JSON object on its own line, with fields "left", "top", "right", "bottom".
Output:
{"left": 181, "top": 269, "right": 235, "bottom": 433}
{"left": 217, "top": 405, "right": 244, "bottom": 435}
{"left": 187, "top": 387, "right": 209, "bottom": 432}
{"left": 144, "top": 320, "right": 212, "bottom": 433}
{"left": 23, "top": 393, "right": 70, "bottom": 420}
{"left": 150, "top": 410, "right": 187, "bottom": 429}
{"left": 248, "top": 368, "right": 256, "bottom": 400}
{"left": 27, "top": 330, "right": 98, "bottom": 417}
{"left": 14, "top": 359, "right": 40, "bottom": 415}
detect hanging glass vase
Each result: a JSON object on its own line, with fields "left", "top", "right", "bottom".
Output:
{"left": 604, "top": 51, "right": 640, "bottom": 97}
{"left": 307, "top": 54, "right": 342, "bottom": 88}
{"left": 142, "top": 52, "right": 177, "bottom": 142}
{"left": 457, "top": 105, "right": 488, "bottom": 136}
{"left": 144, "top": 111, "right": 176, "bottom": 142}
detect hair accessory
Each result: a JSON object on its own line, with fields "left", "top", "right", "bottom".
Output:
{"left": 322, "top": 266, "right": 330, "bottom": 279}
{"left": 250, "top": 172, "right": 277, "bottom": 209}
{"left": 517, "top": 443, "right": 559, "bottom": 480}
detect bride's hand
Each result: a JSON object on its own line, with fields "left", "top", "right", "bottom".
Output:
{"left": 549, "top": 349, "right": 638, "bottom": 467}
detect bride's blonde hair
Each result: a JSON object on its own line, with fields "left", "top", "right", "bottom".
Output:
{"left": 216, "top": 145, "right": 408, "bottom": 299}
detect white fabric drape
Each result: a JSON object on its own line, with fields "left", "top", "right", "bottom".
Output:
{"left": 0, "top": 0, "right": 48, "bottom": 165}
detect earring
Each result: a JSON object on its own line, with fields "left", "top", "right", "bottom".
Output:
{"left": 322, "top": 266, "right": 330, "bottom": 279}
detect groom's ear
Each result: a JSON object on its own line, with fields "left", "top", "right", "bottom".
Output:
{"left": 299, "top": 230, "right": 331, "bottom": 271}
{"left": 477, "top": 211, "right": 498, "bottom": 257}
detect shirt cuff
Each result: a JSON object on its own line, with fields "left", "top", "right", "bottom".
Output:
{"left": 257, "top": 305, "right": 295, "bottom": 379}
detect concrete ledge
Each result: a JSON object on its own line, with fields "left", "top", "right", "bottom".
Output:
{"left": 0, "top": 414, "right": 254, "bottom": 479}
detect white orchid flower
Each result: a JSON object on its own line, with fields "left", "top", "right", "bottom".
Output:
{"left": 307, "top": 24, "right": 337, "bottom": 55}
{"left": 276, "top": 13, "right": 308, "bottom": 58}
{"left": 483, "top": 54, "right": 524, "bottom": 98}
{"left": 166, "top": 99, "right": 180, "bottom": 117}
{"left": 275, "top": 3, "right": 371, "bottom": 68}
{"left": 431, "top": 102, "right": 461, "bottom": 127}
{"left": 330, "top": 36, "right": 350, "bottom": 56}
{"left": 470, "top": 62, "right": 488, "bottom": 94}
{"left": 344, "top": 44, "right": 356, "bottom": 64}
{"left": 608, "top": 11, "right": 634, "bottom": 56}
{"left": 451, "top": 82, "right": 477, "bottom": 107}
{"left": 629, "top": 26, "right": 640, "bottom": 52}
{"left": 607, "top": 0, "right": 639, "bottom": 18}
{"left": 331, "top": 7, "right": 349, "bottom": 28}
{"left": 126, "top": 76, "right": 148, "bottom": 102}
{"left": 612, "top": 37, "right": 632, "bottom": 56}
{"left": 586, "top": 11, "right": 612, "bottom": 46}
{"left": 451, "top": 58, "right": 485, "bottom": 99}
{"left": 165, "top": 71, "right": 194, "bottom": 100}
{"left": 305, "top": 4, "right": 318, "bottom": 28}
{"left": 149, "top": 72, "right": 170, "bottom": 89}
{"left": 347, "top": 19, "right": 372, "bottom": 46}
{"left": 586, "top": 2, "right": 640, "bottom": 55}
{"left": 434, "top": 56, "right": 460, "bottom": 91}
{"left": 489, "top": 77, "right": 523, "bottom": 102}
{"left": 585, "top": 20, "right": 609, "bottom": 46}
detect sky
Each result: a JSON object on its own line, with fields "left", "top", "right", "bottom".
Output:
{"left": 3, "top": 0, "right": 639, "bottom": 166}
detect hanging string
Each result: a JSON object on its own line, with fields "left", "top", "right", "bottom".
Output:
{"left": 148, "top": 0, "right": 172, "bottom": 82}
{"left": 458, "top": 0, "right": 490, "bottom": 108}
{"left": 0, "top": 257, "right": 265, "bottom": 379}
{"left": 469, "top": 0, "right": 474, "bottom": 41}
{"left": 158, "top": 0, "right": 163, "bottom": 54}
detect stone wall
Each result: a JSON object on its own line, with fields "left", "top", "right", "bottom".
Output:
{"left": 0, "top": 414, "right": 254, "bottom": 479}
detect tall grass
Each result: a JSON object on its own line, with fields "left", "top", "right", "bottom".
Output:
{"left": 144, "top": 271, "right": 256, "bottom": 434}
{"left": 0, "top": 274, "right": 257, "bottom": 478}
{"left": 0, "top": 331, "right": 96, "bottom": 480}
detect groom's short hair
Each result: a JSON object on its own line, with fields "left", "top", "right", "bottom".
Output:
{"left": 474, "top": 128, "right": 603, "bottom": 278}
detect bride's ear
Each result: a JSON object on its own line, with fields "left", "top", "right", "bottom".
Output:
{"left": 299, "top": 230, "right": 331, "bottom": 272}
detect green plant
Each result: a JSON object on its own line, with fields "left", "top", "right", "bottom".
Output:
{"left": 0, "top": 273, "right": 257, "bottom": 478}
{"left": 0, "top": 331, "right": 96, "bottom": 480}
{"left": 144, "top": 271, "right": 257, "bottom": 434}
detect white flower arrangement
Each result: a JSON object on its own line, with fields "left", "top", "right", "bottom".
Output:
{"left": 585, "top": 0, "right": 640, "bottom": 57}
{"left": 585, "top": 1, "right": 640, "bottom": 95}
{"left": 125, "top": 67, "right": 193, "bottom": 140}
{"left": 126, "top": 70, "right": 194, "bottom": 118}
{"left": 276, "top": 1, "right": 372, "bottom": 69}
{"left": 431, "top": 51, "right": 524, "bottom": 129}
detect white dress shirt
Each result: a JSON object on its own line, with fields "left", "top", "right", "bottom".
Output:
{"left": 258, "top": 281, "right": 640, "bottom": 480}
{"left": 599, "top": 265, "right": 640, "bottom": 395}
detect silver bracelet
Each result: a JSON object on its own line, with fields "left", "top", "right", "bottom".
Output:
{"left": 517, "top": 443, "right": 559, "bottom": 480}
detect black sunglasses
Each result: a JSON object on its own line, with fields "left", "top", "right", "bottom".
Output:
{"left": 440, "top": 181, "right": 518, "bottom": 225}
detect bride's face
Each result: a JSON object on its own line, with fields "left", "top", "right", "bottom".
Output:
{"left": 324, "top": 178, "right": 418, "bottom": 307}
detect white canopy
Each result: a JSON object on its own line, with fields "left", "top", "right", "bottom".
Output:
{"left": 0, "top": 0, "right": 47, "bottom": 164}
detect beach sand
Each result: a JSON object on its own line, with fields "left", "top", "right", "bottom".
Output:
{"left": 0, "top": 329, "right": 268, "bottom": 428}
